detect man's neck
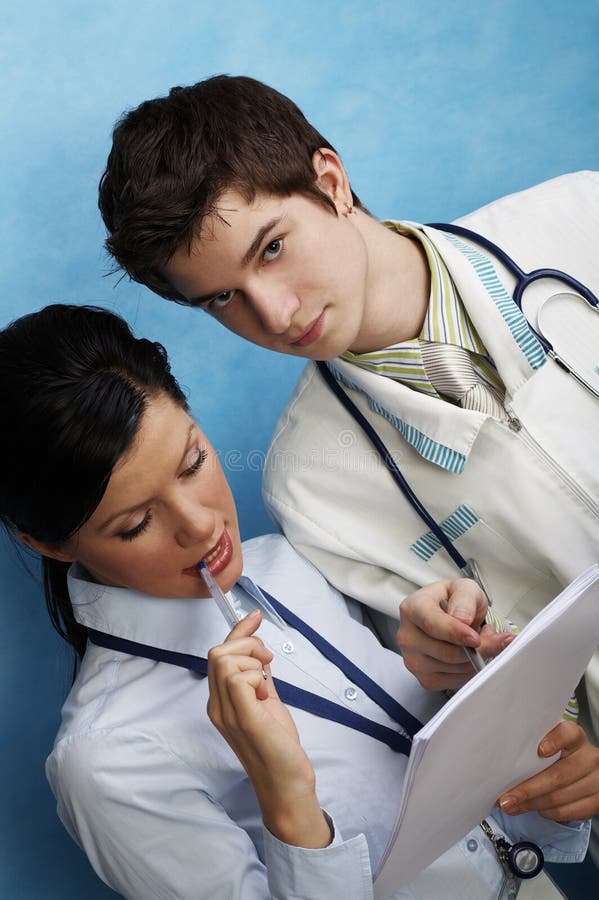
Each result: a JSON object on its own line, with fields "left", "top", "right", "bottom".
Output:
{"left": 349, "top": 213, "right": 430, "bottom": 354}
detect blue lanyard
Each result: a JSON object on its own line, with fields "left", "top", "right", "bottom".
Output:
{"left": 316, "top": 359, "right": 471, "bottom": 573}
{"left": 88, "top": 586, "right": 422, "bottom": 755}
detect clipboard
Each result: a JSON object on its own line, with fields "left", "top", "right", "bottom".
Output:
{"left": 374, "top": 564, "right": 599, "bottom": 896}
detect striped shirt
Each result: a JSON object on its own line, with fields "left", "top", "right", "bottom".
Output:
{"left": 340, "top": 221, "right": 504, "bottom": 399}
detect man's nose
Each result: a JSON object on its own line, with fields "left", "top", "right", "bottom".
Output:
{"left": 248, "top": 283, "right": 300, "bottom": 334}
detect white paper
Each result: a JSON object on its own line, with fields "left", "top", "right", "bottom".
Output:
{"left": 374, "top": 565, "right": 599, "bottom": 896}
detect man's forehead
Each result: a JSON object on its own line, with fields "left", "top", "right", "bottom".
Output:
{"left": 192, "top": 191, "right": 285, "bottom": 255}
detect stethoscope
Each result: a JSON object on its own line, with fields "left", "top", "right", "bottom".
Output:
{"left": 317, "top": 224, "right": 599, "bottom": 595}
{"left": 428, "top": 223, "right": 599, "bottom": 402}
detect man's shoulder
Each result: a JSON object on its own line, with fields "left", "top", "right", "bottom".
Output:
{"left": 456, "top": 170, "right": 598, "bottom": 232}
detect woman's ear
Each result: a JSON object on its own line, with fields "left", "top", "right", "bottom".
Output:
{"left": 311, "top": 148, "right": 353, "bottom": 212}
{"left": 17, "top": 531, "right": 77, "bottom": 563}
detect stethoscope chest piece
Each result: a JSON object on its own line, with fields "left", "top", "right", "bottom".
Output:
{"left": 537, "top": 292, "right": 599, "bottom": 400}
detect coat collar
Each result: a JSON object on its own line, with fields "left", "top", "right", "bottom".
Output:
{"left": 328, "top": 223, "right": 546, "bottom": 474}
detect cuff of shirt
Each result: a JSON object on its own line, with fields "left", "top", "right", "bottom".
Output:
{"left": 493, "top": 809, "right": 591, "bottom": 863}
{"left": 263, "top": 811, "right": 374, "bottom": 900}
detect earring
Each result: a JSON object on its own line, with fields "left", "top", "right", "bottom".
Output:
{"left": 344, "top": 201, "right": 354, "bottom": 216}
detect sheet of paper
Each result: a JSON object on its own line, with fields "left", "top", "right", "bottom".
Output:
{"left": 374, "top": 565, "right": 599, "bottom": 897}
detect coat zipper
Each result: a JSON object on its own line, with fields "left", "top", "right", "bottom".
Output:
{"left": 505, "top": 405, "right": 599, "bottom": 520}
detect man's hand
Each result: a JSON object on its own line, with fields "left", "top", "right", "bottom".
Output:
{"left": 396, "top": 579, "right": 514, "bottom": 690}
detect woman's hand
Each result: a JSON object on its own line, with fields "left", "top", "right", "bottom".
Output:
{"left": 498, "top": 721, "right": 599, "bottom": 821}
{"left": 396, "top": 579, "right": 513, "bottom": 691}
{"left": 207, "top": 610, "right": 332, "bottom": 848}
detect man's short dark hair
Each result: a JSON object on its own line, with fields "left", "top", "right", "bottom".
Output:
{"left": 99, "top": 74, "right": 363, "bottom": 301}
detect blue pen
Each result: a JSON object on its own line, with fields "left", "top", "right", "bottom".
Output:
{"left": 197, "top": 561, "right": 243, "bottom": 630}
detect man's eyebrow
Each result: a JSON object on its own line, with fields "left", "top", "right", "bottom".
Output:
{"left": 241, "top": 216, "right": 282, "bottom": 267}
{"left": 188, "top": 216, "right": 283, "bottom": 306}
{"left": 98, "top": 423, "right": 196, "bottom": 531}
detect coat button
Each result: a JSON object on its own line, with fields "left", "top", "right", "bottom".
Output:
{"left": 467, "top": 839, "right": 478, "bottom": 852}
{"left": 344, "top": 687, "right": 358, "bottom": 701}
{"left": 281, "top": 640, "right": 295, "bottom": 654}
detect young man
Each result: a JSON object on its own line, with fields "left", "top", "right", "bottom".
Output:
{"left": 99, "top": 76, "right": 599, "bottom": 855}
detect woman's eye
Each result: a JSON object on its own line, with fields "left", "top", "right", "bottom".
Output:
{"left": 263, "top": 238, "right": 283, "bottom": 262}
{"left": 208, "top": 290, "right": 235, "bottom": 310}
{"left": 118, "top": 511, "right": 153, "bottom": 542}
{"left": 182, "top": 447, "right": 208, "bottom": 478}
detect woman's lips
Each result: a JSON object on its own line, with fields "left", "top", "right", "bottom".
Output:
{"left": 183, "top": 529, "right": 233, "bottom": 578}
{"left": 293, "top": 310, "right": 326, "bottom": 348}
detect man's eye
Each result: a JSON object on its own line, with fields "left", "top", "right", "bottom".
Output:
{"left": 263, "top": 238, "right": 283, "bottom": 262}
{"left": 209, "top": 290, "right": 235, "bottom": 310}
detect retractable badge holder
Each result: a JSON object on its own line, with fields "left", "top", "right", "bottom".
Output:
{"left": 481, "top": 819, "right": 544, "bottom": 899}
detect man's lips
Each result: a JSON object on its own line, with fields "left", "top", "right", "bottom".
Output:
{"left": 291, "top": 310, "right": 326, "bottom": 348}
{"left": 183, "top": 529, "right": 233, "bottom": 578}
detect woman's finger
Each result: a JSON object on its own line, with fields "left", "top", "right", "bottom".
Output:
{"left": 222, "top": 608, "right": 262, "bottom": 641}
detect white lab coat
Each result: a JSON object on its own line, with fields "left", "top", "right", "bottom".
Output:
{"left": 263, "top": 171, "right": 599, "bottom": 751}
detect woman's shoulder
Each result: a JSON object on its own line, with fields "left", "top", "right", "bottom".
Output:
{"left": 241, "top": 533, "right": 335, "bottom": 591}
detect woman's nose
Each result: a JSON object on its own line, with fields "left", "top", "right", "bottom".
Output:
{"left": 173, "top": 497, "right": 216, "bottom": 548}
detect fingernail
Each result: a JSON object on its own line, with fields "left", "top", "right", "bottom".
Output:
{"left": 449, "top": 606, "right": 471, "bottom": 623}
{"left": 539, "top": 739, "right": 555, "bottom": 756}
{"left": 499, "top": 795, "right": 517, "bottom": 813}
{"left": 463, "top": 634, "right": 480, "bottom": 648}
{"left": 248, "top": 609, "right": 261, "bottom": 619}
{"left": 501, "top": 634, "right": 515, "bottom": 647}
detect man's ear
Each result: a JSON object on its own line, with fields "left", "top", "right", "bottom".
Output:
{"left": 17, "top": 531, "right": 77, "bottom": 563}
{"left": 311, "top": 148, "right": 353, "bottom": 212}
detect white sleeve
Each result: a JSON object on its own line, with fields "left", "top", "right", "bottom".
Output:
{"left": 46, "top": 729, "right": 374, "bottom": 900}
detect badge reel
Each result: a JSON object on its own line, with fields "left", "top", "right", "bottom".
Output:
{"left": 480, "top": 819, "right": 544, "bottom": 899}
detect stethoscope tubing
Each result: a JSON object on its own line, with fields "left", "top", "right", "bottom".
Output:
{"left": 427, "top": 222, "right": 599, "bottom": 357}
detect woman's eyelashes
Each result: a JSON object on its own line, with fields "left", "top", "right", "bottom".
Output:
{"left": 119, "top": 511, "right": 153, "bottom": 542}
{"left": 182, "top": 446, "right": 208, "bottom": 477}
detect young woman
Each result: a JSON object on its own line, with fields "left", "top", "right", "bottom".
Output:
{"left": 0, "top": 304, "right": 590, "bottom": 899}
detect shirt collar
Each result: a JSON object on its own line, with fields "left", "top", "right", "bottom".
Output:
{"left": 68, "top": 563, "right": 270, "bottom": 659}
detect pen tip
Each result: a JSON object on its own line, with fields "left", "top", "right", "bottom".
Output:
{"left": 197, "top": 561, "right": 206, "bottom": 570}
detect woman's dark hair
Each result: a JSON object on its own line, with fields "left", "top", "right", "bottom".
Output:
{"left": 99, "top": 74, "right": 364, "bottom": 301}
{"left": 0, "top": 304, "right": 187, "bottom": 671}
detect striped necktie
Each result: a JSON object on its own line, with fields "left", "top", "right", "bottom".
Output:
{"left": 419, "top": 340, "right": 507, "bottom": 419}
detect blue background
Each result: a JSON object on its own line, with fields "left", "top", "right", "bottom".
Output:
{"left": 1, "top": 1, "right": 598, "bottom": 896}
